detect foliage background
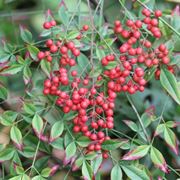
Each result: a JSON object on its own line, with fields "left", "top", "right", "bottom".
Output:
{"left": 0, "top": 0, "right": 180, "bottom": 179}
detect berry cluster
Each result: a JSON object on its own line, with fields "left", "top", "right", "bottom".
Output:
{"left": 43, "top": 20, "right": 57, "bottom": 29}
{"left": 38, "top": 9, "right": 174, "bottom": 159}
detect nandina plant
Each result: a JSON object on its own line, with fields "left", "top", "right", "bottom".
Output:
{"left": 0, "top": 0, "right": 180, "bottom": 179}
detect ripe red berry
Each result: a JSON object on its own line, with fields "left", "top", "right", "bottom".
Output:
{"left": 72, "top": 48, "right": 80, "bottom": 56}
{"left": 155, "top": 10, "right": 162, "bottom": 18}
{"left": 46, "top": 39, "right": 53, "bottom": 47}
{"left": 83, "top": 25, "right": 89, "bottom": 31}
{"left": 50, "top": 20, "right": 56, "bottom": 26}
{"left": 60, "top": 46, "right": 68, "bottom": 54}
{"left": 37, "top": 51, "right": 45, "bottom": 60}
{"left": 43, "top": 22, "right": 51, "bottom": 29}
{"left": 50, "top": 45, "right": 58, "bottom": 53}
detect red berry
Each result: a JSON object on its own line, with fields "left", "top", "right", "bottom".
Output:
{"left": 37, "top": 51, "right": 45, "bottom": 60}
{"left": 43, "top": 22, "right": 51, "bottom": 29}
{"left": 155, "top": 10, "right": 162, "bottom": 18}
{"left": 50, "top": 45, "right": 58, "bottom": 53}
{"left": 46, "top": 39, "right": 53, "bottom": 47}
{"left": 50, "top": 20, "right": 56, "bottom": 26}
{"left": 72, "top": 49, "right": 80, "bottom": 56}
{"left": 83, "top": 25, "right": 89, "bottom": 31}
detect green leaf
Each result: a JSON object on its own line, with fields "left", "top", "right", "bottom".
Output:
{"left": 160, "top": 67, "right": 180, "bottom": 105}
{"left": 170, "top": 54, "right": 180, "bottom": 66}
{"left": 17, "top": 56, "right": 25, "bottom": 65}
{"left": 0, "top": 64, "right": 24, "bottom": 75}
{"left": 74, "top": 157, "right": 84, "bottom": 168}
{"left": 27, "top": 45, "right": 39, "bottom": 61}
{"left": 65, "top": 142, "right": 76, "bottom": 159}
{"left": 89, "top": 64, "right": 102, "bottom": 78}
{"left": 111, "top": 164, "right": 122, "bottom": 180}
{"left": 144, "top": 66, "right": 156, "bottom": 81}
{"left": 20, "top": 146, "right": 35, "bottom": 158}
{"left": 98, "top": 38, "right": 116, "bottom": 48}
{"left": 165, "top": 121, "right": 176, "bottom": 128}
{"left": 20, "top": 27, "right": 33, "bottom": 43}
{"left": 0, "top": 86, "right": 8, "bottom": 100}
{"left": 50, "top": 138, "right": 64, "bottom": 150}
{"left": 0, "top": 111, "right": 18, "bottom": 126}
{"left": 154, "top": 124, "right": 165, "bottom": 136}
{"left": 121, "top": 164, "right": 149, "bottom": 180}
{"left": 141, "top": 112, "right": 153, "bottom": 128}
{"left": 0, "top": 53, "right": 11, "bottom": 63}
{"left": 21, "top": 174, "right": 31, "bottom": 180}
{"left": 32, "top": 175, "right": 46, "bottom": 180}
{"left": 50, "top": 121, "right": 64, "bottom": 142}
{"left": 123, "top": 120, "right": 138, "bottom": 132}
{"left": 10, "top": 126, "right": 23, "bottom": 146}
{"left": 0, "top": 148, "right": 15, "bottom": 161}
{"left": 101, "top": 139, "right": 126, "bottom": 150}
{"left": 32, "top": 114, "right": 44, "bottom": 134}
{"left": 23, "top": 66, "right": 32, "bottom": 85}
{"left": 164, "top": 127, "right": 178, "bottom": 155}
{"left": 76, "top": 136, "right": 91, "bottom": 147}
{"left": 150, "top": 147, "right": 168, "bottom": 173}
{"left": 16, "top": 166, "right": 24, "bottom": 175}
{"left": 122, "top": 145, "right": 150, "bottom": 160}
{"left": 96, "top": 48, "right": 105, "bottom": 60}
{"left": 82, "top": 161, "right": 93, "bottom": 180}
{"left": 41, "top": 167, "right": 51, "bottom": 178}
{"left": 104, "top": 61, "right": 118, "bottom": 70}
{"left": 9, "top": 175, "right": 22, "bottom": 180}
{"left": 23, "top": 103, "right": 36, "bottom": 115}
{"left": 67, "top": 30, "right": 80, "bottom": 40}
{"left": 91, "top": 154, "right": 103, "bottom": 174}
{"left": 40, "top": 60, "right": 51, "bottom": 77}
{"left": 77, "top": 53, "right": 91, "bottom": 72}
{"left": 85, "top": 152, "right": 97, "bottom": 160}
{"left": 58, "top": 6, "right": 69, "bottom": 26}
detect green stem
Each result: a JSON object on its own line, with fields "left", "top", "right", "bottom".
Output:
{"left": 126, "top": 94, "right": 150, "bottom": 143}
{"left": 135, "top": 0, "right": 180, "bottom": 38}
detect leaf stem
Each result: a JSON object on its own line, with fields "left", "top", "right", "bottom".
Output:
{"left": 126, "top": 94, "right": 150, "bottom": 143}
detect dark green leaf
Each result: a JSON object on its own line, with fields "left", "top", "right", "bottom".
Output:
{"left": 20, "top": 27, "right": 33, "bottom": 43}
{"left": 0, "top": 86, "right": 8, "bottom": 100}
{"left": 40, "top": 60, "right": 51, "bottom": 77}
{"left": 0, "top": 64, "right": 24, "bottom": 75}
{"left": 0, "top": 148, "right": 15, "bottom": 161}
{"left": 101, "top": 139, "right": 126, "bottom": 150}
{"left": 121, "top": 164, "right": 149, "bottom": 180}
{"left": 160, "top": 67, "right": 180, "bottom": 104}
{"left": 0, "top": 111, "right": 18, "bottom": 126}
{"left": 27, "top": 45, "right": 39, "bottom": 61}
{"left": 76, "top": 136, "right": 91, "bottom": 147}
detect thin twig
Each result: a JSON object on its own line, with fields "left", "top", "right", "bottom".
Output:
{"left": 126, "top": 94, "right": 150, "bottom": 143}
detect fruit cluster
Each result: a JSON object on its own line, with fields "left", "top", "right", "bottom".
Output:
{"left": 37, "top": 8, "right": 174, "bottom": 159}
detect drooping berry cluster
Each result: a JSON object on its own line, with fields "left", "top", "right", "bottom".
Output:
{"left": 38, "top": 9, "right": 174, "bottom": 159}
